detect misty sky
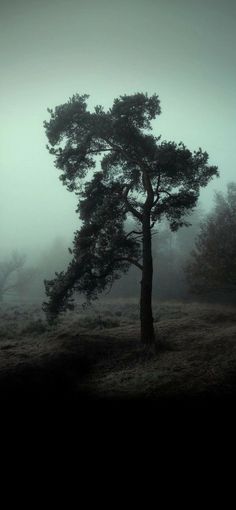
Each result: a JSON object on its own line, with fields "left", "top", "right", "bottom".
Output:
{"left": 1, "top": 0, "right": 236, "bottom": 259}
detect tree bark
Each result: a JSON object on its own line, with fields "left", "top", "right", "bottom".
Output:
{"left": 140, "top": 210, "right": 155, "bottom": 345}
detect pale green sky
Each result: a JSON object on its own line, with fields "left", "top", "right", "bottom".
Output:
{"left": 0, "top": 0, "right": 236, "bottom": 258}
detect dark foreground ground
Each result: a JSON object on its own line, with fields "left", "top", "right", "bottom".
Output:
{"left": 1, "top": 299, "right": 236, "bottom": 415}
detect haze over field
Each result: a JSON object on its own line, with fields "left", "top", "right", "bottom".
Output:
{"left": 1, "top": 0, "right": 236, "bottom": 260}
{"left": 1, "top": 1, "right": 236, "bottom": 405}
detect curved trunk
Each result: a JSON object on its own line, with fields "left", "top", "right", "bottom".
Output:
{"left": 140, "top": 211, "right": 155, "bottom": 345}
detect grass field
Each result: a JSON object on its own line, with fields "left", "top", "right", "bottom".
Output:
{"left": 0, "top": 299, "right": 236, "bottom": 404}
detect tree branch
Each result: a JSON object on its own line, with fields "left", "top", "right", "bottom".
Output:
{"left": 122, "top": 185, "right": 143, "bottom": 221}
{"left": 158, "top": 189, "right": 172, "bottom": 197}
{"left": 104, "top": 137, "right": 142, "bottom": 170}
{"left": 87, "top": 255, "right": 143, "bottom": 281}
{"left": 142, "top": 168, "right": 154, "bottom": 208}
{"left": 118, "top": 257, "right": 143, "bottom": 270}
{"left": 125, "top": 230, "right": 142, "bottom": 238}
{"left": 153, "top": 173, "right": 161, "bottom": 205}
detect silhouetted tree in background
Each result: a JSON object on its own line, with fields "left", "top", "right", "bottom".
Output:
{"left": 0, "top": 251, "right": 35, "bottom": 301}
{"left": 43, "top": 92, "right": 218, "bottom": 346}
{"left": 154, "top": 207, "right": 204, "bottom": 300}
{"left": 186, "top": 183, "right": 236, "bottom": 297}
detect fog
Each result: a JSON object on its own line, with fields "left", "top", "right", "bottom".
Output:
{"left": 1, "top": 0, "right": 236, "bottom": 268}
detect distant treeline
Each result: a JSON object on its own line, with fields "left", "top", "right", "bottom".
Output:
{"left": 2, "top": 183, "right": 236, "bottom": 305}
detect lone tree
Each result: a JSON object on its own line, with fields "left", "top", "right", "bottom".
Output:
{"left": 43, "top": 92, "right": 218, "bottom": 345}
{"left": 186, "top": 182, "right": 236, "bottom": 295}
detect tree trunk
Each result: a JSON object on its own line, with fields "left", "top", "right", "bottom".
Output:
{"left": 140, "top": 211, "right": 155, "bottom": 345}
